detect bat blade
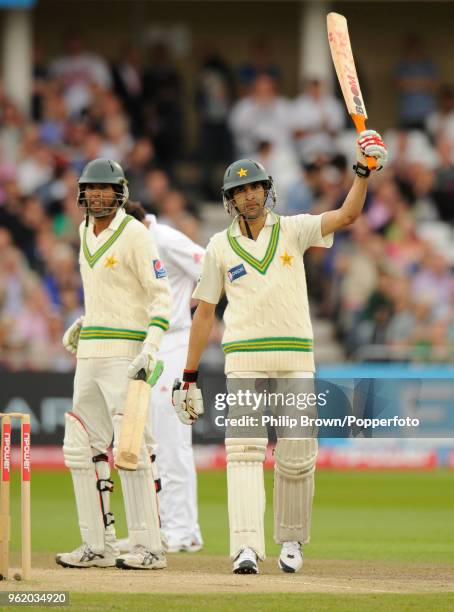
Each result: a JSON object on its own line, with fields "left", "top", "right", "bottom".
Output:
{"left": 327, "top": 12, "right": 376, "bottom": 169}
{"left": 115, "top": 377, "right": 150, "bottom": 470}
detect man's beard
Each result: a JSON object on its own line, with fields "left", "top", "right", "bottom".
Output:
{"left": 240, "top": 204, "right": 266, "bottom": 220}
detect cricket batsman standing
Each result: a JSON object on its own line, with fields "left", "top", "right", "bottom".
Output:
{"left": 173, "top": 131, "right": 387, "bottom": 573}
{"left": 56, "top": 159, "right": 171, "bottom": 570}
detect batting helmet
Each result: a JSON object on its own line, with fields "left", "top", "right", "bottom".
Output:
{"left": 78, "top": 158, "right": 129, "bottom": 217}
{"left": 221, "top": 159, "right": 276, "bottom": 215}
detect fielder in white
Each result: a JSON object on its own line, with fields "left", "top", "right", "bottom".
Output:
{"left": 56, "top": 158, "right": 172, "bottom": 570}
{"left": 124, "top": 201, "right": 205, "bottom": 552}
{"left": 173, "top": 131, "right": 388, "bottom": 574}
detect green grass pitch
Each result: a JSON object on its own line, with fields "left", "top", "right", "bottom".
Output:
{"left": 5, "top": 467, "right": 454, "bottom": 610}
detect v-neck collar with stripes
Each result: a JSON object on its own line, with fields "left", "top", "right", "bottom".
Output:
{"left": 227, "top": 213, "right": 280, "bottom": 274}
{"left": 83, "top": 214, "right": 133, "bottom": 268}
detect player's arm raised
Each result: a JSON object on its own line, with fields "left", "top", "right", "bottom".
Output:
{"left": 321, "top": 130, "right": 387, "bottom": 237}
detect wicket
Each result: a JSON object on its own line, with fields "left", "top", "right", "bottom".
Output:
{"left": 0, "top": 412, "right": 31, "bottom": 581}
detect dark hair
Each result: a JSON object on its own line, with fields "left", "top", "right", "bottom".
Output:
{"left": 125, "top": 200, "right": 146, "bottom": 222}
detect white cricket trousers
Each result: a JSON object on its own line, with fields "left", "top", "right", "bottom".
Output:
{"left": 150, "top": 329, "right": 202, "bottom": 547}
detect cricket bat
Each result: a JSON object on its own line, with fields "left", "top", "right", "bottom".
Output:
{"left": 115, "top": 361, "right": 164, "bottom": 471}
{"left": 327, "top": 12, "right": 377, "bottom": 169}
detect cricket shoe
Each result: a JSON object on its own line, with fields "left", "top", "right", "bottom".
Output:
{"left": 56, "top": 543, "right": 116, "bottom": 568}
{"left": 232, "top": 547, "right": 259, "bottom": 574}
{"left": 278, "top": 541, "right": 303, "bottom": 573}
{"left": 116, "top": 544, "right": 167, "bottom": 570}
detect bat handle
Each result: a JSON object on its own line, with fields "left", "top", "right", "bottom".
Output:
{"left": 135, "top": 368, "right": 147, "bottom": 381}
{"left": 352, "top": 114, "right": 377, "bottom": 171}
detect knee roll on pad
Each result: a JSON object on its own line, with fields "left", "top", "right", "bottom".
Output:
{"left": 274, "top": 438, "right": 318, "bottom": 545}
{"left": 63, "top": 412, "right": 94, "bottom": 470}
{"left": 225, "top": 437, "right": 267, "bottom": 463}
{"left": 274, "top": 438, "right": 318, "bottom": 479}
{"left": 63, "top": 412, "right": 106, "bottom": 553}
{"left": 225, "top": 438, "right": 267, "bottom": 560}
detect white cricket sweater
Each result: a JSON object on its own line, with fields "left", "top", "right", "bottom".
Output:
{"left": 193, "top": 211, "right": 333, "bottom": 373}
{"left": 77, "top": 208, "right": 172, "bottom": 359}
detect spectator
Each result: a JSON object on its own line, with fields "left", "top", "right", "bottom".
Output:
{"left": 426, "top": 85, "right": 454, "bottom": 145}
{"left": 254, "top": 139, "right": 300, "bottom": 212}
{"left": 143, "top": 167, "right": 170, "bottom": 212}
{"left": 237, "top": 40, "right": 280, "bottom": 95}
{"left": 286, "top": 158, "right": 324, "bottom": 214}
{"left": 385, "top": 280, "right": 416, "bottom": 349}
{"left": 229, "top": 73, "right": 293, "bottom": 157}
{"left": 125, "top": 137, "right": 156, "bottom": 202}
{"left": 50, "top": 33, "right": 112, "bottom": 117}
{"left": 111, "top": 43, "right": 144, "bottom": 137}
{"left": 196, "top": 47, "right": 235, "bottom": 199}
{"left": 433, "top": 136, "right": 454, "bottom": 221}
{"left": 143, "top": 43, "right": 183, "bottom": 171}
{"left": 412, "top": 250, "right": 453, "bottom": 308}
{"left": 42, "top": 242, "right": 80, "bottom": 308}
{"left": 98, "top": 113, "right": 133, "bottom": 163}
{"left": 394, "top": 34, "right": 439, "bottom": 129}
{"left": 290, "top": 78, "right": 345, "bottom": 163}
{"left": 0, "top": 100, "right": 26, "bottom": 164}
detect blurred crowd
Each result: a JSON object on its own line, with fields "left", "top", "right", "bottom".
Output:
{"left": 1, "top": 32, "right": 454, "bottom": 370}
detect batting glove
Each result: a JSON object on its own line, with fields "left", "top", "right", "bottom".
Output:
{"left": 62, "top": 316, "right": 84, "bottom": 354}
{"left": 128, "top": 341, "right": 158, "bottom": 382}
{"left": 357, "top": 129, "right": 388, "bottom": 170}
{"left": 172, "top": 370, "right": 204, "bottom": 425}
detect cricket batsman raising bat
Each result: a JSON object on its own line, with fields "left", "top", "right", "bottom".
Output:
{"left": 172, "top": 78, "right": 387, "bottom": 573}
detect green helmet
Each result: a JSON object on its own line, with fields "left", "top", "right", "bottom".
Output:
{"left": 221, "top": 158, "right": 276, "bottom": 215}
{"left": 78, "top": 158, "right": 129, "bottom": 217}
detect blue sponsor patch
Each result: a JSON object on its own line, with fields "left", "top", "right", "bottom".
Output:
{"left": 227, "top": 263, "right": 247, "bottom": 282}
{"left": 153, "top": 259, "right": 167, "bottom": 279}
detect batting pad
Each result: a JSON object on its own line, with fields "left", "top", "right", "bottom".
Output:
{"left": 63, "top": 412, "right": 105, "bottom": 553}
{"left": 226, "top": 437, "right": 267, "bottom": 560}
{"left": 113, "top": 415, "right": 162, "bottom": 553}
{"left": 273, "top": 438, "right": 318, "bottom": 544}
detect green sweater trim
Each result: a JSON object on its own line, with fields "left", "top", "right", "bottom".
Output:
{"left": 149, "top": 317, "right": 170, "bottom": 331}
{"left": 80, "top": 326, "right": 146, "bottom": 342}
{"left": 222, "top": 336, "right": 313, "bottom": 354}
{"left": 227, "top": 217, "right": 280, "bottom": 274}
{"left": 83, "top": 216, "right": 133, "bottom": 268}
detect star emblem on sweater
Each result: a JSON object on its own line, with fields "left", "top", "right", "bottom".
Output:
{"left": 237, "top": 167, "right": 248, "bottom": 177}
{"left": 104, "top": 254, "right": 118, "bottom": 269}
{"left": 280, "top": 251, "right": 293, "bottom": 267}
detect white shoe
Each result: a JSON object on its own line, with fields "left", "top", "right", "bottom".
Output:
{"left": 278, "top": 541, "right": 303, "bottom": 573}
{"left": 232, "top": 547, "right": 259, "bottom": 574}
{"left": 56, "top": 543, "right": 116, "bottom": 568}
{"left": 116, "top": 544, "right": 167, "bottom": 570}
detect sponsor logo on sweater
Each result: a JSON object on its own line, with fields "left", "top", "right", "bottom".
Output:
{"left": 228, "top": 263, "right": 247, "bottom": 282}
{"left": 153, "top": 259, "right": 167, "bottom": 278}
